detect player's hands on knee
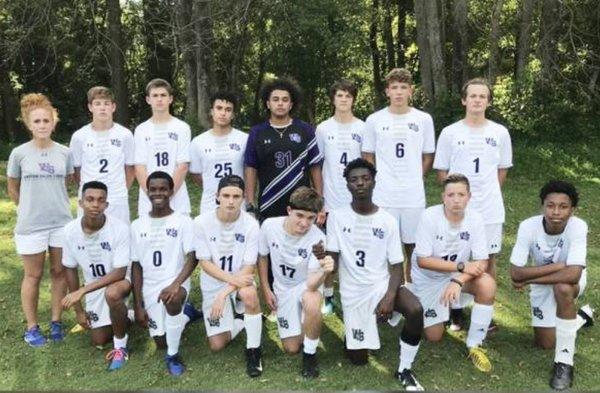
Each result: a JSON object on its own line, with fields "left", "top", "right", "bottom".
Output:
{"left": 211, "top": 293, "right": 226, "bottom": 320}
{"left": 62, "top": 288, "right": 85, "bottom": 309}
{"left": 158, "top": 283, "right": 181, "bottom": 305}
{"left": 316, "top": 210, "right": 327, "bottom": 227}
{"left": 312, "top": 240, "right": 326, "bottom": 260}
{"left": 441, "top": 281, "right": 461, "bottom": 307}
{"left": 134, "top": 306, "right": 149, "bottom": 328}
{"left": 231, "top": 273, "right": 254, "bottom": 288}
{"left": 262, "top": 287, "right": 277, "bottom": 312}
{"left": 319, "top": 255, "right": 334, "bottom": 273}
{"left": 464, "top": 261, "right": 486, "bottom": 276}
{"left": 75, "top": 310, "right": 90, "bottom": 329}
{"left": 512, "top": 280, "right": 527, "bottom": 290}
{"left": 376, "top": 292, "right": 394, "bottom": 322}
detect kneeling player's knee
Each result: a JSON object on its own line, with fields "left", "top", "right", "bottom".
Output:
{"left": 553, "top": 283, "right": 575, "bottom": 300}
{"left": 535, "top": 336, "right": 555, "bottom": 350}
{"left": 239, "top": 287, "right": 259, "bottom": 310}
{"left": 104, "top": 286, "right": 124, "bottom": 305}
{"left": 476, "top": 274, "right": 496, "bottom": 301}
{"left": 347, "top": 349, "right": 369, "bottom": 366}
{"left": 282, "top": 341, "right": 301, "bottom": 355}
{"left": 424, "top": 325, "right": 444, "bottom": 342}
{"left": 208, "top": 339, "right": 227, "bottom": 353}
{"left": 49, "top": 264, "right": 65, "bottom": 279}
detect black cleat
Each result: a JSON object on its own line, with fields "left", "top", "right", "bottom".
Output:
{"left": 301, "top": 352, "right": 319, "bottom": 378}
{"left": 245, "top": 347, "right": 263, "bottom": 377}
{"left": 550, "top": 362, "right": 573, "bottom": 390}
{"left": 397, "top": 368, "right": 424, "bottom": 391}
{"left": 578, "top": 304, "right": 594, "bottom": 328}
{"left": 449, "top": 308, "right": 465, "bottom": 332}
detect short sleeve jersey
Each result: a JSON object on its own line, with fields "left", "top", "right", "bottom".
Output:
{"left": 134, "top": 117, "right": 191, "bottom": 214}
{"left": 411, "top": 205, "right": 489, "bottom": 283}
{"left": 433, "top": 120, "right": 512, "bottom": 224}
{"left": 315, "top": 117, "right": 365, "bottom": 212}
{"left": 130, "top": 212, "right": 195, "bottom": 296}
{"left": 258, "top": 217, "right": 325, "bottom": 295}
{"left": 326, "top": 206, "right": 403, "bottom": 307}
{"left": 362, "top": 107, "right": 435, "bottom": 208}
{"left": 70, "top": 123, "right": 134, "bottom": 201}
{"left": 244, "top": 119, "right": 323, "bottom": 218}
{"left": 189, "top": 129, "right": 248, "bottom": 213}
{"left": 510, "top": 216, "right": 587, "bottom": 270}
{"left": 194, "top": 210, "right": 259, "bottom": 292}
{"left": 62, "top": 215, "right": 130, "bottom": 285}
{"left": 7, "top": 141, "right": 74, "bottom": 234}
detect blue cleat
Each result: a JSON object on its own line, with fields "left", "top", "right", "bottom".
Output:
{"left": 183, "top": 302, "right": 203, "bottom": 323}
{"left": 49, "top": 321, "right": 65, "bottom": 342}
{"left": 24, "top": 325, "right": 47, "bottom": 348}
{"left": 165, "top": 353, "right": 185, "bottom": 376}
{"left": 106, "top": 347, "right": 129, "bottom": 371}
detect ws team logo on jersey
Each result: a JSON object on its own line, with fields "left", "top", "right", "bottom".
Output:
{"left": 372, "top": 227, "right": 385, "bottom": 239}
{"left": 425, "top": 309, "right": 438, "bottom": 318}
{"left": 38, "top": 163, "right": 55, "bottom": 174}
{"left": 110, "top": 138, "right": 122, "bottom": 147}
{"left": 533, "top": 307, "right": 544, "bottom": 320}
{"left": 459, "top": 231, "right": 470, "bottom": 241}
{"left": 408, "top": 123, "right": 419, "bottom": 132}
{"left": 485, "top": 137, "right": 497, "bottom": 147}
{"left": 168, "top": 132, "right": 178, "bottom": 141}
{"left": 235, "top": 233, "right": 245, "bottom": 243}
{"left": 352, "top": 328, "right": 364, "bottom": 342}
{"left": 229, "top": 143, "right": 241, "bottom": 151}
{"left": 352, "top": 133, "right": 362, "bottom": 143}
{"left": 100, "top": 241, "right": 112, "bottom": 251}
{"left": 289, "top": 133, "right": 301, "bottom": 143}
{"left": 298, "top": 248, "right": 308, "bottom": 258}
{"left": 166, "top": 228, "right": 178, "bottom": 237}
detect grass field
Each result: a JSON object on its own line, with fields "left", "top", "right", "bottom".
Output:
{"left": 0, "top": 139, "right": 598, "bottom": 390}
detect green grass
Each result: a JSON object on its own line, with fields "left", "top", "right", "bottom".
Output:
{"left": 0, "top": 140, "right": 598, "bottom": 390}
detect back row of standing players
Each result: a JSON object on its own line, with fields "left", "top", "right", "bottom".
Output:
{"left": 7, "top": 68, "right": 590, "bottom": 390}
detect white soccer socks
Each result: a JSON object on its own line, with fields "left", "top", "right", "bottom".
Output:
{"left": 113, "top": 333, "right": 128, "bottom": 349}
{"left": 303, "top": 336, "right": 320, "bottom": 354}
{"left": 466, "top": 303, "right": 494, "bottom": 348}
{"left": 245, "top": 313, "right": 262, "bottom": 349}
{"left": 165, "top": 312, "right": 187, "bottom": 356}
{"left": 555, "top": 317, "right": 577, "bottom": 366}
{"left": 398, "top": 339, "right": 420, "bottom": 372}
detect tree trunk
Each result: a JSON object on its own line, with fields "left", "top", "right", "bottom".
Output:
{"left": 488, "top": 0, "right": 504, "bottom": 84}
{"left": 425, "top": 0, "right": 447, "bottom": 98}
{"left": 414, "top": 0, "right": 433, "bottom": 101}
{"left": 106, "top": 0, "right": 130, "bottom": 126}
{"left": 143, "top": 0, "right": 175, "bottom": 81}
{"left": 515, "top": 0, "right": 536, "bottom": 83}
{"left": 395, "top": 0, "right": 411, "bottom": 68}
{"left": 175, "top": 0, "right": 198, "bottom": 121}
{"left": 0, "top": 63, "right": 18, "bottom": 143}
{"left": 228, "top": 0, "right": 253, "bottom": 91}
{"left": 383, "top": 0, "right": 395, "bottom": 70}
{"left": 370, "top": 0, "right": 384, "bottom": 107}
{"left": 451, "top": 0, "right": 468, "bottom": 93}
{"left": 192, "top": 0, "right": 213, "bottom": 130}
{"left": 540, "top": 0, "right": 560, "bottom": 83}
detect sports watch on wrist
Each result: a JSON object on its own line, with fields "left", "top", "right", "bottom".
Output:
{"left": 456, "top": 262, "right": 465, "bottom": 273}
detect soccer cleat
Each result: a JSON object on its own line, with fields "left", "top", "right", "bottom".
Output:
{"left": 578, "top": 304, "right": 594, "bottom": 328}
{"left": 397, "top": 368, "right": 425, "bottom": 391}
{"left": 49, "top": 321, "right": 65, "bottom": 342}
{"left": 550, "top": 362, "right": 573, "bottom": 390}
{"left": 449, "top": 309, "right": 465, "bottom": 332}
{"left": 301, "top": 352, "right": 319, "bottom": 378}
{"left": 24, "top": 325, "right": 47, "bottom": 348}
{"left": 245, "top": 347, "right": 263, "bottom": 377}
{"left": 165, "top": 353, "right": 185, "bottom": 376}
{"left": 106, "top": 347, "right": 129, "bottom": 371}
{"left": 183, "top": 302, "right": 203, "bottom": 323}
{"left": 467, "top": 346, "right": 492, "bottom": 373}
{"left": 321, "top": 297, "right": 334, "bottom": 315}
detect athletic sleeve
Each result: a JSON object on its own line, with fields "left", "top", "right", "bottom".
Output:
{"left": 498, "top": 127, "right": 513, "bottom": 169}
{"left": 242, "top": 220, "right": 259, "bottom": 265}
{"left": 182, "top": 216, "right": 195, "bottom": 254}
{"left": 566, "top": 220, "right": 587, "bottom": 267}
{"left": 510, "top": 221, "right": 532, "bottom": 267}
{"left": 414, "top": 211, "right": 434, "bottom": 258}
{"left": 7, "top": 148, "right": 21, "bottom": 178}
{"left": 362, "top": 115, "right": 376, "bottom": 153}
{"left": 193, "top": 219, "right": 211, "bottom": 261}
{"left": 315, "top": 124, "right": 325, "bottom": 161}
{"left": 258, "top": 220, "right": 270, "bottom": 256}
{"left": 244, "top": 127, "right": 259, "bottom": 168}
{"left": 325, "top": 211, "right": 340, "bottom": 253}
{"left": 189, "top": 139, "right": 202, "bottom": 174}
{"left": 422, "top": 113, "right": 436, "bottom": 154}
{"left": 433, "top": 128, "right": 451, "bottom": 170}
{"left": 133, "top": 126, "right": 147, "bottom": 166}
{"left": 113, "top": 223, "right": 131, "bottom": 268}
{"left": 306, "top": 126, "right": 323, "bottom": 166}
{"left": 130, "top": 224, "right": 139, "bottom": 262}
{"left": 61, "top": 228, "right": 77, "bottom": 268}
{"left": 176, "top": 122, "right": 191, "bottom": 164}
{"left": 387, "top": 217, "right": 404, "bottom": 265}
{"left": 123, "top": 129, "right": 135, "bottom": 166}
{"left": 69, "top": 132, "right": 83, "bottom": 168}
{"left": 470, "top": 213, "right": 489, "bottom": 261}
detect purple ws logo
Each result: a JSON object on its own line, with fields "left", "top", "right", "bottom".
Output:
{"left": 168, "top": 132, "right": 178, "bottom": 141}
{"left": 289, "top": 133, "right": 301, "bottom": 143}
{"left": 166, "top": 228, "right": 178, "bottom": 237}
{"left": 229, "top": 143, "right": 241, "bottom": 151}
{"left": 485, "top": 137, "right": 497, "bottom": 147}
{"left": 38, "top": 163, "right": 55, "bottom": 174}
{"left": 459, "top": 231, "right": 470, "bottom": 241}
{"left": 235, "top": 233, "right": 245, "bottom": 243}
{"left": 352, "top": 133, "right": 362, "bottom": 143}
{"left": 408, "top": 123, "right": 419, "bottom": 132}
{"left": 110, "top": 138, "right": 122, "bottom": 147}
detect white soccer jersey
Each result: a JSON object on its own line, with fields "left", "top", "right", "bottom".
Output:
{"left": 326, "top": 206, "right": 403, "bottom": 308}
{"left": 433, "top": 120, "right": 512, "bottom": 224}
{"left": 316, "top": 117, "right": 365, "bottom": 212}
{"left": 194, "top": 210, "right": 259, "bottom": 292}
{"left": 510, "top": 215, "right": 587, "bottom": 269}
{"left": 134, "top": 117, "right": 191, "bottom": 214}
{"left": 362, "top": 107, "right": 435, "bottom": 208}
{"left": 258, "top": 217, "right": 325, "bottom": 295}
{"left": 70, "top": 123, "right": 134, "bottom": 201}
{"left": 411, "top": 204, "right": 489, "bottom": 283}
{"left": 62, "top": 215, "right": 130, "bottom": 284}
{"left": 189, "top": 129, "right": 248, "bottom": 214}
{"left": 130, "top": 212, "right": 195, "bottom": 297}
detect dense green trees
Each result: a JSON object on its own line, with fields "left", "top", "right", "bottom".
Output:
{"left": 0, "top": 0, "right": 598, "bottom": 146}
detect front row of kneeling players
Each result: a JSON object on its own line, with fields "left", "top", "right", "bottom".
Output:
{"left": 61, "top": 159, "right": 589, "bottom": 390}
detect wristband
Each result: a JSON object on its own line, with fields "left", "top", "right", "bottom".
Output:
{"left": 450, "top": 278, "right": 463, "bottom": 287}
